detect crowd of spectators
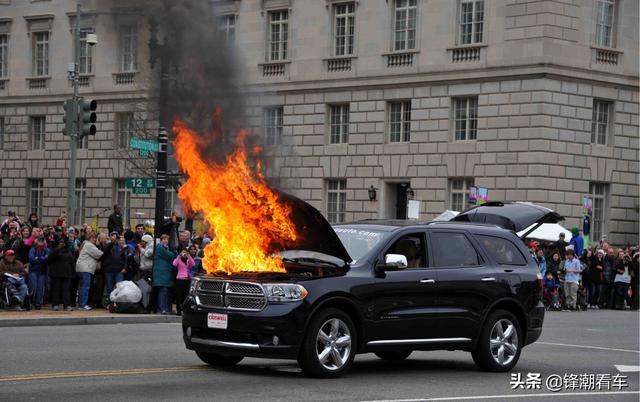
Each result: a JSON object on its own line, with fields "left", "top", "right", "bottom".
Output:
{"left": 534, "top": 228, "right": 640, "bottom": 311}
{"left": 0, "top": 207, "right": 207, "bottom": 314}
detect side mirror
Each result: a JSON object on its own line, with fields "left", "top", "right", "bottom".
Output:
{"left": 375, "top": 254, "right": 408, "bottom": 275}
{"left": 385, "top": 254, "right": 408, "bottom": 268}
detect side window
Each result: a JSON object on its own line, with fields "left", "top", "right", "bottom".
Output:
{"left": 430, "top": 232, "right": 481, "bottom": 267}
{"left": 386, "top": 233, "right": 427, "bottom": 269}
{"left": 477, "top": 235, "right": 527, "bottom": 266}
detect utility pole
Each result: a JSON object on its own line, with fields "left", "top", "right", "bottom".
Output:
{"left": 66, "top": 2, "right": 81, "bottom": 225}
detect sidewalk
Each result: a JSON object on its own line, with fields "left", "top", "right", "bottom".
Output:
{"left": 0, "top": 306, "right": 182, "bottom": 327}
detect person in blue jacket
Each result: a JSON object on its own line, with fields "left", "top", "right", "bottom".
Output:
{"left": 153, "top": 234, "right": 177, "bottom": 314}
{"left": 569, "top": 227, "right": 584, "bottom": 257}
{"left": 28, "top": 236, "right": 49, "bottom": 309}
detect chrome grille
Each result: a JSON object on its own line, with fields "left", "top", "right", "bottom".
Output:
{"left": 227, "top": 282, "right": 263, "bottom": 295}
{"left": 197, "top": 294, "right": 224, "bottom": 308}
{"left": 199, "top": 280, "right": 224, "bottom": 293}
{"left": 196, "top": 279, "right": 266, "bottom": 311}
{"left": 225, "top": 295, "right": 267, "bottom": 310}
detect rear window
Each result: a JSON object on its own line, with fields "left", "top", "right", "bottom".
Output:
{"left": 476, "top": 235, "right": 527, "bottom": 266}
{"left": 430, "top": 232, "right": 481, "bottom": 267}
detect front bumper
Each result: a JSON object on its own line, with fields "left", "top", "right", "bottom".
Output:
{"left": 181, "top": 296, "right": 308, "bottom": 359}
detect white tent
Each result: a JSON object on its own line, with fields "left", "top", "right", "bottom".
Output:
{"left": 517, "top": 223, "right": 573, "bottom": 242}
{"left": 433, "top": 210, "right": 459, "bottom": 221}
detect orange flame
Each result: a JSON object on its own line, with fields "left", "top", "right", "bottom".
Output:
{"left": 172, "top": 113, "right": 297, "bottom": 274}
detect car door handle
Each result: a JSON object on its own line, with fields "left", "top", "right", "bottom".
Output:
{"left": 419, "top": 279, "right": 436, "bottom": 284}
{"left": 481, "top": 277, "right": 496, "bottom": 282}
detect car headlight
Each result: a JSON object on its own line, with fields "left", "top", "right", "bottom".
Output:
{"left": 189, "top": 277, "right": 200, "bottom": 296}
{"left": 263, "top": 283, "right": 308, "bottom": 302}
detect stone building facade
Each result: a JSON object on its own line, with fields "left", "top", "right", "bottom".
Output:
{"left": 0, "top": 0, "right": 638, "bottom": 245}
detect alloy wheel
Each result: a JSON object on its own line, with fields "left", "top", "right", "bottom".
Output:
{"left": 315, "top": 317, "right": 352, "bottom": 371}
{"left": 489, "top": 318, "right": 518, "bottom": 366}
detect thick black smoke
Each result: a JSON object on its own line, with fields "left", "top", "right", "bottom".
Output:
{"left": 144, "top": 0, "right": 249, "bottom": 163}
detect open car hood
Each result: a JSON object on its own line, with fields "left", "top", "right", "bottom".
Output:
{"left": 276, "top": 191, "right": 353, "bottom": 264}
{"left": 450, "top": 201, "right": 564, "bottom": 239}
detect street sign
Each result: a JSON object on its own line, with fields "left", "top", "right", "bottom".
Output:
{"left": 129, "top": 137, "right": 159, "bottom": 153}
{"left": 126, "top": 178, "right": 156, "bottom": 195}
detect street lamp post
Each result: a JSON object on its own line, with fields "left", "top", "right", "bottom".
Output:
{"left": 66, "top": 2, "right": 82, "bottom": 225}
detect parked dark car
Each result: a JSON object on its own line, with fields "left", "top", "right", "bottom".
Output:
{"left": 182, "top": 200, "right": 557, "bottom": 378}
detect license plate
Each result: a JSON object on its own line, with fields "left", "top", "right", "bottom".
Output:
{"left": 207, "top": 313, "right": 228, "bottom": 329}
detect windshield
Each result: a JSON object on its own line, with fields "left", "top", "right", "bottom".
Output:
{"left": 333, "top": 227, "right": 391, "bottom": 264}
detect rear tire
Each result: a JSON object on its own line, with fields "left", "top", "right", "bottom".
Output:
{"left": 375, "top": 351, "right": 412, "bottom": 361}
{"left": 471, "top": 309, "right": 522, "bottom": 372}
{"left": 195, "top": 351, "right": 244, "bottom": 367}
{"left": 298, "top": 308, "right": 357, "bottom": 378}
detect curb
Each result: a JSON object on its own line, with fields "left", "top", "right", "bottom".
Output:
{"left": 0, "top": 314, "right": 182, "bottom": 328}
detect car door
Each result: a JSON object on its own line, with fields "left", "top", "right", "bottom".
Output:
{"left": 427, "top": 230, "right": 509, "bottom": 340}
{"left": 365, "top": 231, "right": 440, "bottom": 345}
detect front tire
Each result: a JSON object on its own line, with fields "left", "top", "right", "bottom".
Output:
{"left": 375, "top": 351, "right": 412, "bottom": 361}
{"left": 196, "top": 351, "right": 244, "bottom": 367}
{"left": 298, "top": 308, "right": 357, "bottom": 378}
{"left": 471, "top": 309, "right": 522, "bottom": 372}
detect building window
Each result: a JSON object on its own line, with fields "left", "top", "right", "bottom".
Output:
{"left": 164, "top": 186, "right": 176, "bottom": 219}
{"left": 268, "top": 10, "right": 288, "bottom": 61}
{"left": 329, "top": 104, "right": 349, "bottom": 144}
{"left": 459, "top": 0, "right": 484, "bottom": 45}
{"left": 334, "top": 2, "right": 356, "bottom": 56}
{"left": 74, "top": 179, "right": 86, "bottom": 226}
{"left": 117, "top": 112, "right": 135, "bottom": 148}
{"left": 449, "top": 178, "right": 474, "bottom": 211}
{"left": 32, "top": 31, "right": 49, "bottom": 76}
{"left": 595, "top": 0, "right": 615, "bottom": 47}
{"left": 29, "top": 179, "right": 44, "bottom": 220}
{"left": 591, "top": 99, "right": 612, "bottom": 145}
{"left": 0, "top": 117, "right": 4, "bottom": 149}
{"left": 453, "top": 97, "right": 478, "bottom": 141}
{"left": 115, "top": 180, "right": 131, "bottom": 229}
{"left": 388, "top": 101, "right": 411, "bottom": 143}
{"left": 393, "top": 0, "right": 417, "bottom": 51}
{"left": 219, "top": 14, "right": 236, "bottom": 43}
{"left": 79, "top": 28, "right": 94, "bottom": 74}
{"left": 327, "top": 179, "right": 347, "bottom": 224}
{"left": 119, "top": 25, "right": 138, "bottom": 72}
{"left": 0, "top": 34, "right": 7, "bottom": 79}
{"left": 590, "top": 182, "right": 608, "bottom": 242}
{"left": 30, "top": 116, "right": 45, "bottom": 150}
{"left": 264, "top": 107, "right": 283, "bottom": 145}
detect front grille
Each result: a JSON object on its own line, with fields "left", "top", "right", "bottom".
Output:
{"left": 227, "top": 282, "right": 263, "bottom": 295}
{"left": 196, "top": 279, "right": 267, "bottom": 311}
{"left": 197, "top": 294, "right": 224, "bottom": 308}
{"left": 225, "top": 295, "right": 267, "bottom": 310}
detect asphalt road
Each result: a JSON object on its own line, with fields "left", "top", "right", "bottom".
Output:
{"left": 0, "top": 310, "right": 638, "bottom": 402}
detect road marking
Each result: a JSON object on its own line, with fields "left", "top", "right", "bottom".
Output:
{"left": 0, "top": 366, "right": 210, "bottom": 382}
{"left": 615, "top": 365, "right": 640, "bottom": 372}
{"left": 360, "top": 390, "right": 640, "bottom": 402}
{"left": 537, "top": 341, "right": 640, "bottom": 354}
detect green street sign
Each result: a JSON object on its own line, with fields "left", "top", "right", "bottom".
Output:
{"left": 129, "top": 137, "right": 158, "bottom": 153}
{"left": 126, "top": 178, "right": 156, "bottom": 195}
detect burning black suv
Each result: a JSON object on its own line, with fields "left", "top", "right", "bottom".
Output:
{"left": 182, "top": 200, "right": 558, "bottom": 378}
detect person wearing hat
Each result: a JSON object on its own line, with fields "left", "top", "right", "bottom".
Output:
{"left": 28, "top": 236, "right": 49, "bottom": 309}
{"left": 587, "top": 249, "right": 605, "bottom": 309}
{"left": 0, "top": 249, "right": 28, "bottom": 310}
{"left": 138, "top": 234, "right": 155, "bottom": 274}
{"left": 48, "top": 239, "right": 76, "bottom": 311}
{"left": 569, "top": 227, "right": 584, "bottom": 258}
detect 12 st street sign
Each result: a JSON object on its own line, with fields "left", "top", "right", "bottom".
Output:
{"left": 129, "top": 138, "right": 158, "bottom": 157}
{"left": 126, "top": 177, "right": 156, "bottom": 194}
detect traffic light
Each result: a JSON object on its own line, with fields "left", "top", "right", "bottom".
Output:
{"left": 79, "top": 98, "right": 97, "bottom": 137}
{"left": 62, "top": 98, "right": 77, "bottom": 136}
